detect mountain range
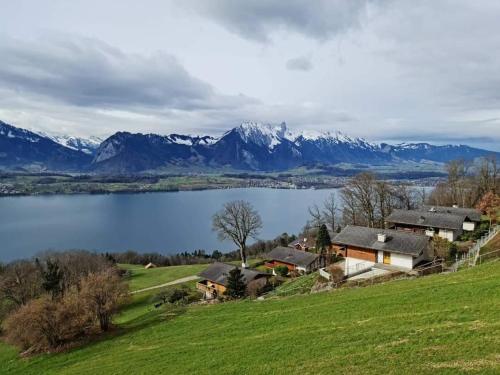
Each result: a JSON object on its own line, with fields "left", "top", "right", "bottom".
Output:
{"left": 0, "top": 120, "right": 497, "bottom": 174}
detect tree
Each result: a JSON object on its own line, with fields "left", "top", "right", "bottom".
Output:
{"left": 316, "top": 224, "right": 332, "bottom": 267}
{"left": 307, "top": 204, "right": 323, "bottom": 228}
{"left": 80, "top": 270, "right": 129, "bottom": 332}
{"left": 476, "top": 191, "right": 500, "bottom": 226}
{"left": 322, "top": 192, "right": 338, "bottom": 232}
{"left": 212, "top": 200, "right": 262, "bottom": 268}
{"left": 224, "top": 268, "right": 246, "bottom": 299}
{"left": 0, "top": 261, "right": 42, "bottom": 307}
{"left": 41, "top": 259, "right": 64, "bottom": 299}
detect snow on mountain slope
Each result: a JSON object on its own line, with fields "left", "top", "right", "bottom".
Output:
{"left": 35, "top": 132, "right": 102, "bottom": 155}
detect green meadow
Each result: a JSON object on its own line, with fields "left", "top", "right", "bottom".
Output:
{"left": 1, "top": 261, "right": 499, "bottom": 374}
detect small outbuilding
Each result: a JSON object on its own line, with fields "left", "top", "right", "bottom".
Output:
{"left": 144, "top": 262, "right": 157, "bottom": 269}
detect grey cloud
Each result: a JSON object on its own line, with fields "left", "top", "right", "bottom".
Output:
{"left": 286, "top": 56, "right": 313, "bottom": 71}
{"left": 371, "top": 1, "right": 500, "bottom": 110}
{"left": 182, "top": 0, "right": 376, "bottom": 42}
{"left": 0, "top": 36, "right": 253, "bottom": 111}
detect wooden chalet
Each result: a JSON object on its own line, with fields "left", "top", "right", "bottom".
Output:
{"left": 196, "top": 263, "right": 270, "bottom": 299}
{"left": 386, "top": 206, "right": 481, "bottom": 241}
{"left": 265, "top": 247, "right": 321, "bottom": 273}
{"left": 332, "top": 225, "right": 431, "bottom": 271}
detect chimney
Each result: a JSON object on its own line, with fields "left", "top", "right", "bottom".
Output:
{"left": 377, "top": 233, "right": 387, "bottom": 243}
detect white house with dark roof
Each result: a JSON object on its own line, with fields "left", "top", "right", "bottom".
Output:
{"left": 332, "top": 225, "right": 431, "bottom": 271}
{"left": 386, "top": 206, "right": 481, "bottom": 241}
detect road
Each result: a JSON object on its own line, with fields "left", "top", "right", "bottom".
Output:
{"left": 131, "top": 275, "right": 200, "bottom": 294}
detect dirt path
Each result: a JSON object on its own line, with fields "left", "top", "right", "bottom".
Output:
{"left": 131, "top": 275, "right": 200, "bottom": 294}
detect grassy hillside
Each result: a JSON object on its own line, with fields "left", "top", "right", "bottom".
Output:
{"left": 120, "top": 263, "right": 207, "bottom": 292}
{"left": 1, "top": 261, "right": 500, "bottom": 374}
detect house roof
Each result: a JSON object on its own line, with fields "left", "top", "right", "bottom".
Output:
{"left": 420, "top": 205, "right": 481, "bottom": 222}
{"left": 386, "top": 209, "right": 468, "bottom": 230}
{"left": 198, "top": 263, "right": 268, "bottom": 286}
{"left": 266, "top": 247, "right": 319, "bottom": 268}
{"left": 332, "top": 225, "right": 429, "bottom": 257}
{"left": 288, "top": 236, "right": 316, "bottom": 249}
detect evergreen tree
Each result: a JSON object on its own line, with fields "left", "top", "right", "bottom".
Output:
{"left": 224, "top": 268, "right": 246, "bottom": 299}
{"left": 316, "top": 224, "right": 332, "bottom": 267}
{"left": 42, "top": 259, "right": 64, "bottom": 299}
{"left": 316, "top": 224, "right": 332, "bottom": 251}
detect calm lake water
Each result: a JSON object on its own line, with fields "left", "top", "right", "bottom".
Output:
{"left": 0, "top": 188, "right": 342, "bottom": 262}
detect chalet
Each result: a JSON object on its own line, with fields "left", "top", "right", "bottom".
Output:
{"left": 332, "top": 225, "right": 430, "bottom": 271}
{"left": 196, "top": 263, "right": 270, "bottom": 299}
{"left": 288, "top": 236, "right": 316, "bottom": 251}
{"left": 288, "top": 230, "right": 335, "bottom": 251}
{"left": 386, "top": 206, "right": 481, "bottom": 241}
{"left": 265, "top": 247, "right": 321, "bottom": 273}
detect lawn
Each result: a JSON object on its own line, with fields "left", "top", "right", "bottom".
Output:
{"left": 120, "top": 263, "right": 208, "bottom": 292}
{"left": 1, "top": 261, "right": 500, "bottom": 374}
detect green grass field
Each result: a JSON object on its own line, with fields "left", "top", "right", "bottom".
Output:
{"left": 120, "top": 263, "right": 208, "bottom": 292}
{"left": 1, "top": 261, "right": 500, "bottom": 374}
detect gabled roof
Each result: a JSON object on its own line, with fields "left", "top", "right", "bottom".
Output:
{"left": 266, "top": 247, "right": 319, "bottom": 268}
{"left": 386, "top": 209, "right": 468, "bottom": 230}
{"left": 288, "top": 236, "right": 316, "bottom": 249}
{"left": 420, "top": 205, "right": 481, "bottom": 222}
{"left": 332, "top": 225, "right": 429, "bottom": 257}
{"left": 198, "top": 263, "right": 269, "bottom": 286}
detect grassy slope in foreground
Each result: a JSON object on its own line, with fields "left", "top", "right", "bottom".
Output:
{"left": 1, "top": 262, "right": 500, "bottom": 375}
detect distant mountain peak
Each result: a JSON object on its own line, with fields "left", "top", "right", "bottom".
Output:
{"left": 34, "top": 131, "right": 102, "bottom": 155}
{"left": 2, "top": 119, "right": 498, "bottom": 173}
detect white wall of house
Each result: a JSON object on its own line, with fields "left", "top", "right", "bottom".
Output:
{"left": 389, "top": 253, "right": 414, "bottom": 270}
{"left": 437, "top": 228, "right": 458, "bottom": 241}
{"left": 377, "top": 250, "right": 384, "bottom": 263}
{"left": 463, "top": 222, "right": 475, "bottom": 231}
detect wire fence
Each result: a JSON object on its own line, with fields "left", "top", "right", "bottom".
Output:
{"left": 476, "top": 248, "right": 500, "bottom": 265}
{"left": 451, "top": 224, "right": 499, "bottom": 271}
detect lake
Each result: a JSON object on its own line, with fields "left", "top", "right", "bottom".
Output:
{"left": 0, "top": 188, "right": 342, "bottom": 262}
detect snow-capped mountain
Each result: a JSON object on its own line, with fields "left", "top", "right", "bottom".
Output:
{"left": 35, "top": 132, "right": 102, "bottom": 155}
{"left": 1, "top": 119, "right": 498, "bottom": 173}
{"left": 0, "top": 120, "right": 92, "bottom": 171}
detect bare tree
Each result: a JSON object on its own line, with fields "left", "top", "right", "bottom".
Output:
{"left": 322, "top": 192, "right": 338, "bottom": 232}
{"left": 307, "top": 204, "right": 323, "bottom": 228}
{"left": 212, "top": 200, "right": 262, "bottom": 268}
{"left": 346, "top": 173, "right": 377, "bottom": 227}
{"left": 0, "top": 261, "right": 42, "bottom": 307}
{"left": 80, "top": 269, "right": 129, "bottom": 332}
{"left": 341, "top": 188, "right": 359, "bottom": 226}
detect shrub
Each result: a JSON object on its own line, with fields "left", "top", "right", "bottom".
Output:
{"left": 327, "top": 265, "right": 345, "bottom": 283}
{"left": 156, "top": 285, "right": 198, "bottom": 305}
{"left": 449, "top": 243, "right": 458, "bottom": 259}
{"left": 2, "top": 292, "right": 92, "bottom": 352}
{"left": 274, "top": 265, "right": 289, "bottom": 277}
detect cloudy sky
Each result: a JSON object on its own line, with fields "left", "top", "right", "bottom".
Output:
{"left": 0, "top": 0, "right": 499, "bottom": 150}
